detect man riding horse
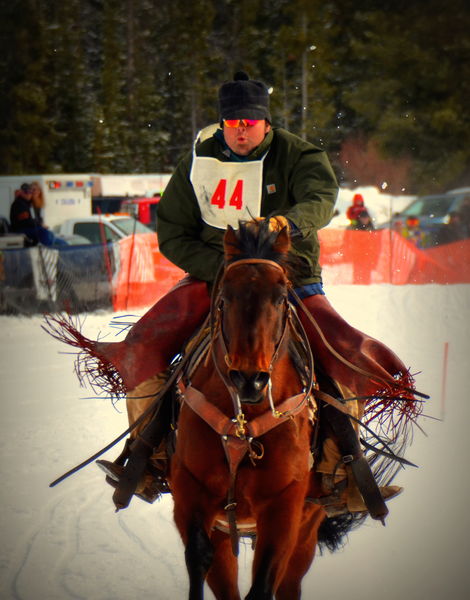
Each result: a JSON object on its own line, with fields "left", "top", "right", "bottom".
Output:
{"left": 64, "top": 72, "right": 416, "bottom": 515}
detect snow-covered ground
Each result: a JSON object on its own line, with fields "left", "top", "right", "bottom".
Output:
{"left": 1, "top": 282, "right": 469, "bottom": 599}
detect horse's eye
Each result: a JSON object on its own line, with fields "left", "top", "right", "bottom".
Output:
{"left": 273, "top": 291, "right": 287, "bottom": 306}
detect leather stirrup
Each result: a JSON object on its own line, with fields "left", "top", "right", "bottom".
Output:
{"left": 317, "top": 373, "right": 389, "bottom": 523}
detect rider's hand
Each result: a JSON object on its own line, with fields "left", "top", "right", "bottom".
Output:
{"left": 267, "top": 215, "right": 290, "bottom": 232}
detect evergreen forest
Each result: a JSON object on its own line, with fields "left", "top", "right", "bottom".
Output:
{"left": 1, "top": 0, "right": 469, "bottom": 194}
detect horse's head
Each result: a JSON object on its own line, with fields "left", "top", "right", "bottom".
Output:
{"left": 218, "top": 220, "right": 291, "bottom": 404}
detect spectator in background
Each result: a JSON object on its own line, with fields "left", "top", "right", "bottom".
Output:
{"left": 347, "top": 209, "right": 374, "bottom": 231}
{"left": 10, "top": 184, "right": 36, "bottom": 237}
{"left": 30, "top": 181, "right": 45, "bottom": 226}
{"left": 10, "top": 183, "right": 67, "bottom": 246}
{"left": 401, "top": 216, "right": 430, "bottom": 248}
{"left": 346, "top": 193, "right": 367, "bottom": 227}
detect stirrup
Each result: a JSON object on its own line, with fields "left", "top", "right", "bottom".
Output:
{"left": 316, "top": 484, "right": 403, "bottom": 518}
{"left": 96, "top": 459, "right": 169, "bottom": 504}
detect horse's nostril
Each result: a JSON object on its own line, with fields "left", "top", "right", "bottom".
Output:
{"left": 253, "top": 372, "right": 270, "bottom": 391}
{"left": 229, "top": 369, "right": 246, "bottom": 389}
{"left": 229, "top": 370, "right": 270, "bottom": 394}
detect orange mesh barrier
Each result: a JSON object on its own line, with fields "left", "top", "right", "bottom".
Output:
{"left": 112, "top": 230, "right": 470, "bottom": 311}
{"left": 318, "top": 229, "right": 470, "bottom": 285}
{"left": 421, "top": 239, "right": 470, "bottom": 284}
{"left": 113, "top": 233, "right": 184, "bottom": 311}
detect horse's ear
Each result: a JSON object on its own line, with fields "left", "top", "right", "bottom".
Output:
{"left": 272, "top": 226, "right": 291, "bottom": 255}
{"left": 224, "top": 225, "right": 241, "bottom": 260}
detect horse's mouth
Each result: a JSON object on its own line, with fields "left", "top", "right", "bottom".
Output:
{"left": 240, "top": 393, "right": 265, "bottom": 405}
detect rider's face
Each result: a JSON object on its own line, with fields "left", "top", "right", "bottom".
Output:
{"left": 223, "top": 120, "right": 271, "bottom": 156}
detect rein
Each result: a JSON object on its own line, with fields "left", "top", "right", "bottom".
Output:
{"left": 211, "top": 257, "right": 312, "bottom": 435}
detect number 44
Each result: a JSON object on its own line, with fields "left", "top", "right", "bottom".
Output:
{"left": 210, "top": 179, "right": 243, "bottom": 210}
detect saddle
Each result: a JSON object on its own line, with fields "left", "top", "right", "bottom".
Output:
{"left": 98, "top": 322, "right": 393, "bottom": 523}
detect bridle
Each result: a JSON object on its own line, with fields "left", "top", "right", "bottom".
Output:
{"left": 179, "top": 257, "right": 316, "bottom": 555}
{"left": 209, "top": 258, "right": 312, "bottom": 437}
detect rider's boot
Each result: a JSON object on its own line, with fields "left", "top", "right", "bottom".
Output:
{"left": 97, "top": 370, "right": 171, "bottom": 504}
{"left": 314, "top": 381, "right": 403, "bottom": 518}
{"left": 316, "top": 465, "right": 403, "bottom": 518}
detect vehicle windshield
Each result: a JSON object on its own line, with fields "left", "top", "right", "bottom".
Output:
{"left": 401, "top": 195, "right": 455, "bottom": 218}
{"left": 111, "top": 217, "right": 153, "bottom": 235}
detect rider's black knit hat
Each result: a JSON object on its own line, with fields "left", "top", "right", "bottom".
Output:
{"left": 218, "top": 71, "right": 271, "bottom": 122}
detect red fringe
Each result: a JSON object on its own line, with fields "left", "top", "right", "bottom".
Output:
{"left": 363, "top": 370, "right": 424, "bottom": 438}
{"left": 42, "top": 313, "right": 126, "bottom": 398}
{"left": 43, "top": 313, "right": 425, "bottom": 443}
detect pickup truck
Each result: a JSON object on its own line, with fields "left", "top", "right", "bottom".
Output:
{"left": 1, "top": 215, "right": 151, "bottom": 314}
{"left": 52, "top": 214, "right": 155, "bottom": 244}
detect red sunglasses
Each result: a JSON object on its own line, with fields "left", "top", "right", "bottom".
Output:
{"left": 223, "top": 119, "right": 262, "bottom": 127}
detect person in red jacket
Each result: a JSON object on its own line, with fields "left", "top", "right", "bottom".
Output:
{"left": 346, "top": 193, "right": 367, "bottom": 226}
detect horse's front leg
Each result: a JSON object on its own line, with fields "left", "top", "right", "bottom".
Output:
{"left": 245, "top": 480, "right": 307, "bottom": 600}
{"left": 171, "top": 460, "right": 216, "bottom": 600}
{"left": 185, "top": 520, "right": 215, "bottom": 600}
{"left": 275, "top": 503, "right": 326, "bottom": 600}
{"left": 206, "top": 528, "right": 242, "bottom": 600}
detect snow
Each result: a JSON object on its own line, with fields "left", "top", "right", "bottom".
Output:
{"left": 1, "top": 282, "right": 470, "bottom": 600}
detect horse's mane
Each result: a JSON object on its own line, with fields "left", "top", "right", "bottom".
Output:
{"left": 225, "top": 220, "right": 300, "bottom": 281}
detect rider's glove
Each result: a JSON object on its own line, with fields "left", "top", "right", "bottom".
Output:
{"left": 266, "top": 215, "right": 290, "bottom": 232}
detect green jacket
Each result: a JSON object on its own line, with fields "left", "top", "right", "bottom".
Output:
{"left": 157, "top": 127, "right": 338, "bottom": 286}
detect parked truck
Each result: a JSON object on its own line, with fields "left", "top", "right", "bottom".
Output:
{"left": 53, "top": 214, "right": 155, "bottom": 244}
{"left": 0, "top": 173, "right": 171, "bottom": 234}
{"left": 91, "top": 173, "right": 171, "bottom": 229}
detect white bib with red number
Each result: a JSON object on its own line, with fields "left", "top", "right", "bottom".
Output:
{"left": 190, "top": 153, "right": 267, "bottom": 230}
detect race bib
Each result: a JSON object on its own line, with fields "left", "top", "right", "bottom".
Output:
{"left": 190, "top": 155, "right": 266, "bottom": 229}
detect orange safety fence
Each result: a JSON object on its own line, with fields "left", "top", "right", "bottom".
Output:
{"left": 318, "top": 229, "right": 470, "bottom": 285}
{"left": 113, "top": 233, "right": 184, "bottom": 311}
{"left": 112, "top": 230, "right": 470, "bottom": 311}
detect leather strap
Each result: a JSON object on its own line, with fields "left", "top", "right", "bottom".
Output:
{"left": 180, "top": 382, "right": 308, "bottom": 441}
{"left": 320, "top": 394, "right": 388, "bottom": 523}
{"left": 180, "top": 380, "right": 310, "bottom": 556}
{"left": 224, "top": 258, "right": 286, "bottom": 274}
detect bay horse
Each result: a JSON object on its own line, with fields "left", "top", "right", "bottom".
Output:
{"left": 169, "top": 220, "right": 326, "bottom": 600}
